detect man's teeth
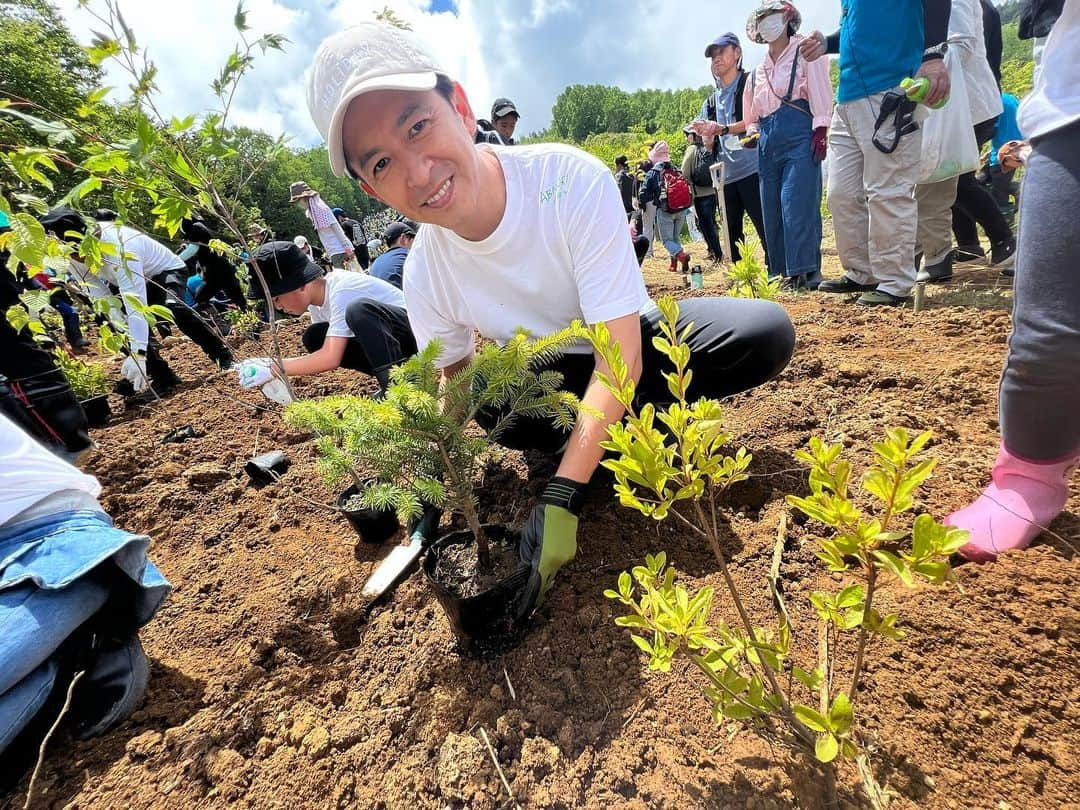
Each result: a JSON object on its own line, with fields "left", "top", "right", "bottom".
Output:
{"left": 425, "top": 179, "right": 450, "bottom": 205}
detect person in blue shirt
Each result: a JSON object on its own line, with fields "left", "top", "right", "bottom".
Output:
{"left": 980, "top": 91, "right": 1023, "bottom": 218}
{"left": 369, "top": 220, "right": 414, "bottom": 289}
{"left": 801, "top": 0, "right": 952, "bottom": 306}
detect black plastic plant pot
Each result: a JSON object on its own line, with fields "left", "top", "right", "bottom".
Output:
{"left": 244, "top": 450, "right": 291, "bottom": 485}
{"left": 79, "top": 395, "right": 111, "bottom": 428}
{"left": 337, "top": 483, "right": 398, "bottom": 544}
{"left": 422, "top": 524, "right": 530, "bottom": 655}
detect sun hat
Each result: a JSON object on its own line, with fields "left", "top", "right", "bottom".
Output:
{"left": 293, "top": 235, "right": 310, "bottom": 248}
{"left": 247, "top": 241, "right": 323, "bottom": 300}
{"left": 648, "top": 141, "right": 671, "bottom": 164}
{"left": 705, "top": 32, "right": 741, "bottom": 58}
{"left": 746, "top": 2, "right": 802, "bottom": 44}
{"left": 288, "top": 181, "right": 318, "bottom": 202}
{"left": 306, "top": 22, "right": 444, "bottom": 178}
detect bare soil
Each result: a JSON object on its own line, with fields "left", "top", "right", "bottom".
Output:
{"left": 5, "top": 245, "right": 1078, "bottom": 810}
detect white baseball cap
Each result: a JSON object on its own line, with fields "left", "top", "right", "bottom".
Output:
{"left": 307, "top": 22, "right": 444, "bottom": 178}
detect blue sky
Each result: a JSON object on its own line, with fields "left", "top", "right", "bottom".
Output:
{"left": 56, "top": 0, "right": 841, "bottom": 147}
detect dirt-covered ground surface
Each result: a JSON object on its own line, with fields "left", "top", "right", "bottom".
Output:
{"left": 5, "top": 242, "right": 1078, "bottom": 809}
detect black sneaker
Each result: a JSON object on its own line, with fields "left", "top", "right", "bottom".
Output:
{"left": 991, "top": 238, "right": 1016, "bottom": 269}
{"left": 818, "top": 275, "right": 877, "bottom": 294}
{"left": 856, "top": 289, "right": 909, "bottom": 307}
{"left": 952, "top": 244, "right": 986, "bottom": 265}
{"left": 916, "top": 253, "right": 953, "bottom": 284}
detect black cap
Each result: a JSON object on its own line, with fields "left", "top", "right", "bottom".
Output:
{"left": 247, "top": 240, "right": 322, "bottom": 300}
{"left": 39, "top": 207, "right": 88, "bottom": 241}
{"left": 614, "top": 155, "right": 628, "bottom": 167}
{"left": 491, "top": 98, "right": 518, "bottom": 119}
{"left": 383, "top": 220, "right": 416, "bottom": 246}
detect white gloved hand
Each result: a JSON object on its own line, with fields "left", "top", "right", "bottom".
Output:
{"left": 121, "top": 354, "right": 150, "bottom": 393}
{"left": 237, "top": 358, "right": 275, "bottom": 389}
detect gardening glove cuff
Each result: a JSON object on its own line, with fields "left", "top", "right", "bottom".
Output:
{"left": 237, "top": 358, "right": 273, "bottom": 389}
{"left": 516, "top": 477, "right": 586, "bottom": 620}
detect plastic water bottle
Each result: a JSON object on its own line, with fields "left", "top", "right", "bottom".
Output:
{"left": 901, "top": 77, "right": 947, "bottom": 109}
{"left": 260, "top": 377, "right": 293, "bottom": 405}
{"left": 690, "top": 266, "right": 704, "bottom": 290}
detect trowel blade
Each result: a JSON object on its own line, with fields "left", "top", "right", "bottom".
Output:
{"left": 360, "top": 532, "right": 424, "bottom": 601}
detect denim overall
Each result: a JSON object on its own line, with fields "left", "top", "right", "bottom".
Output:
{"left": 757, "top": 50, "right": 823, "bottom": 281}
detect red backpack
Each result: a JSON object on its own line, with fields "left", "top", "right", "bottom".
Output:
{"left": 660, "top": 166, "right": 692, "bottom": 213}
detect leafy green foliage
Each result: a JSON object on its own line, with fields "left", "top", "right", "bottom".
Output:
{"left": 284, "top": 327, "right": 583, "bottom": 567}
{"left": 53, "top": 347, "right": 110, "bottom": 398}
{"left": 545, "top": 83, "right": 712, "bottom": 142}
{"left": 224, "top": 306, "right": 261, "bottom": 337}
{"left": 595, "top": 297, "right": 965, "bottom": 798}
{"left": 725, "top": 240, "right": 780, "bottom": 300}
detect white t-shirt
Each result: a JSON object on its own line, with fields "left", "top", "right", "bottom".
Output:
{"left": 404, "top": 143, "right": 653, "bottom": 366}
{"left": 307, "top": 270, "right": 407, "bottom": 338}
{"left": 66, "top": 223, "right": 186, "bottom": 353}
{"left": 0, "top": 412, "right": 101, "bottom": 527}
{"left": 1018, "top": 0, "right": 1080, "bottom": 139}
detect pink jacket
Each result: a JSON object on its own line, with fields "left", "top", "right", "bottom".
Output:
{"left": 743, "top": 35, "right": 834, "bottom": 134}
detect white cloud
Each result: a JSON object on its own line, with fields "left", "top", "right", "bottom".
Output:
{"left": 55, "top": 0, "right": 841, "bottom": 145}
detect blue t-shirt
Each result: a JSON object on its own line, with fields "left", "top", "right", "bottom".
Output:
{"left": 699, "top": 75, "right": 758, "bottom": 184}
{"left": 990, "top": 94, "right": 1023, "bottom": 167}
{"left": 837, "top": 0, "right": 924, "bottom": 104}
{"left": 370, "top": 246, "right": 407, "bottom": 289}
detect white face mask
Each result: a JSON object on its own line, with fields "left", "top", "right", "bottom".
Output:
{"left": 758, "top": 13, "right": 787, "bottom": 43}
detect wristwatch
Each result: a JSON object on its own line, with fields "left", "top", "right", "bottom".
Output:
{"left": 721, "top": 124, "right": 730, "bottom": 136}
{"left": 922, "top": 42, "right": 948, "bottom": 61}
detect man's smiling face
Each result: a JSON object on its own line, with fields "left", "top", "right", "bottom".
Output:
{"left": 341, "top": 82, "right": 483, "bottom": 231}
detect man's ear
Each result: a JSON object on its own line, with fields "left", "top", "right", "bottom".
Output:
{"left": 450, "top": 81, "right": 478, "bottom": 136}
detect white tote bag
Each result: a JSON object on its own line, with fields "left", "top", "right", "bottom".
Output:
{"left": 917, "top": 50, "right": 980, "bottom": 183}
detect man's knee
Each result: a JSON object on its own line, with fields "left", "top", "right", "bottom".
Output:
{"left": 740, "top": 300, "right": 796, "bottom": 383}
{"left": 302, "top": 322, "right": 329, "bottom": 353}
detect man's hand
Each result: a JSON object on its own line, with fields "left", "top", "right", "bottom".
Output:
{"left": 237, "top": 357, "right": 274, "bottom": 389}
{"left": 998, "top": 139, "right": 1030, "bottom": 171}
{"left": 516, "top": 477, "right": 586, "bottom": 619}
{"left": 689, "top": 119, "right": 723, "bottom": 138}
{"left": 121, "top": 354, "right": 150, "bottom": 393}
{"left": 811, "top": 127, "right": 828, "bottom": 163}
{"left": 344, "top": 246, "right": 355, "bottom": 259}
{"left": 914, "top": 58, "right": 950, "bottom": 107}
{"left": 800, "top": 30, "right": 827, "bottom": 62}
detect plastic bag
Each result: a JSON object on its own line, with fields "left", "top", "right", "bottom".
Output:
{"left": 917, "top": 50, "right": 980, "bottom": 184}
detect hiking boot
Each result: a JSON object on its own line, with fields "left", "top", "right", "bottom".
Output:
{"left": 952, "top": 244, "right": 986, "bottom": 265}
{"left": 916, "top": 253, "right": 953, "bottom": 284}
{"left": 856, "top": 289, "right": 908, "bottom": 307}
{"left": 818, "top": 275, "right": 877, "bottom": 294}
{"left": 667, "top": 255, "right": 679, "bottom": 273}
{"left": 990, "top": 238, "right": 1016, "bottom": 269}
{"left": 676, "top": 250, "right": 691, "bottom": 272}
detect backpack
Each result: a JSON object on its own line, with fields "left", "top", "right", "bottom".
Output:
{"left": 660, "top": 166, "right": 692, "bottom": 213}
{"left": 691, "top": 146, "right": 717, "bottom": 188}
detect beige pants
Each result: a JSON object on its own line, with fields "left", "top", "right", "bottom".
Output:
{"left": 826, "top": 94, "right": 923, "bottom": 298}
{"left": 915, "top": 177, "right": 960, "bottom": 266}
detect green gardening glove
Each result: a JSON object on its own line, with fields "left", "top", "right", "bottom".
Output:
{"left": 515, "top": 477, "right": 586, "bottom": 620}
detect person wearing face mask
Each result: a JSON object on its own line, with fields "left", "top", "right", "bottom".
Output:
{"left": 690, "top": 33, "right": 770, "bottom": 267}
{"left": 743, "top": 2, "right": 833, "bottom": 290}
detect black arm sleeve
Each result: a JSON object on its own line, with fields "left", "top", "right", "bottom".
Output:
{"left": 923, "top": 0, "right": 951, "bottom": 51}
{"left": 825, "top": 29, "right": 840, "bottom": 54}
{"left": 981, "top": 0, "right": 1003, "bottom": 86}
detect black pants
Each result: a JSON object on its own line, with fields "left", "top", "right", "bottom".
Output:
{"left": 195, "top": 250, "right": 247, "bottom": 311}
{"left": 302, "top": 300, "right": 416, "bottom": 382}
{"left": 952, "top": 119, "right": 1014, "bottom": 248}
{"left": 477, "top": 296, "right": 796, "bottom": 452}
{"left": 148, "top": 272, "right": 231, "bottom": 366}
{"left": 0, "top": 300, "right": 91, "bottom": 453}
{"left": 633, "top": 235, "right": 650, "bottom": 266}
{"left": 723, "top": 173, "right": 770, "bottom": 267}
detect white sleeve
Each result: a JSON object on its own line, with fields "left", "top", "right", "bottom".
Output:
{"left": 564, "top": 167, "right": 649, "bottom": 324}
{"left": 109, "top": 250, "right": 151, "bottom": 353}
{"left": 403, "top": 255, "right": 473, "bottom": 368}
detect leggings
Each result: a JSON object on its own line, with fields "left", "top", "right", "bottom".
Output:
{"left": 952, "top": 119, "right": 1014, "bottom": 248}
{"left": 477, "top": 297, "right": 795, "bottom": 452}
{"left": 999, "top": 119, "right": 1080, "bottom": 460}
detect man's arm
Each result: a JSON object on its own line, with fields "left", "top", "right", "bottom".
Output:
{"left": 281, "top": 336, "right": 347, "bottom": 376}
{"left": 916, "top": 0, "right": 953, "bottom": 106}
{"left": 111, "top": 251, "right": 150, "bottom": 353}
{"left": 924, "top": 0, "right": 952, "bottom": 51}
{"left": 555, "top": 312, "right": 642, "bottom": 484}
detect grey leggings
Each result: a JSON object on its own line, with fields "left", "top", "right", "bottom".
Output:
{"left": 1000, "top": 119, "right": 1080, "bottom": 460}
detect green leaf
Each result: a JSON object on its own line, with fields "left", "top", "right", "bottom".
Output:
{"left": 872, "top": 550, "right": 915, "bottom": 587}
{"left": 815, "top": 732, "right": 839, "bottom": 763}
{"left": 630, "top": 634, "right": 653, "bottom": 655}
{"left": 792, "top": 667, "right": 824, "bottom": 692}
{"left": 793, "top": 703, "right": 829, "bottom": 733}
{"left": 829, "top": 692, "right": 853, "bottom": 735}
